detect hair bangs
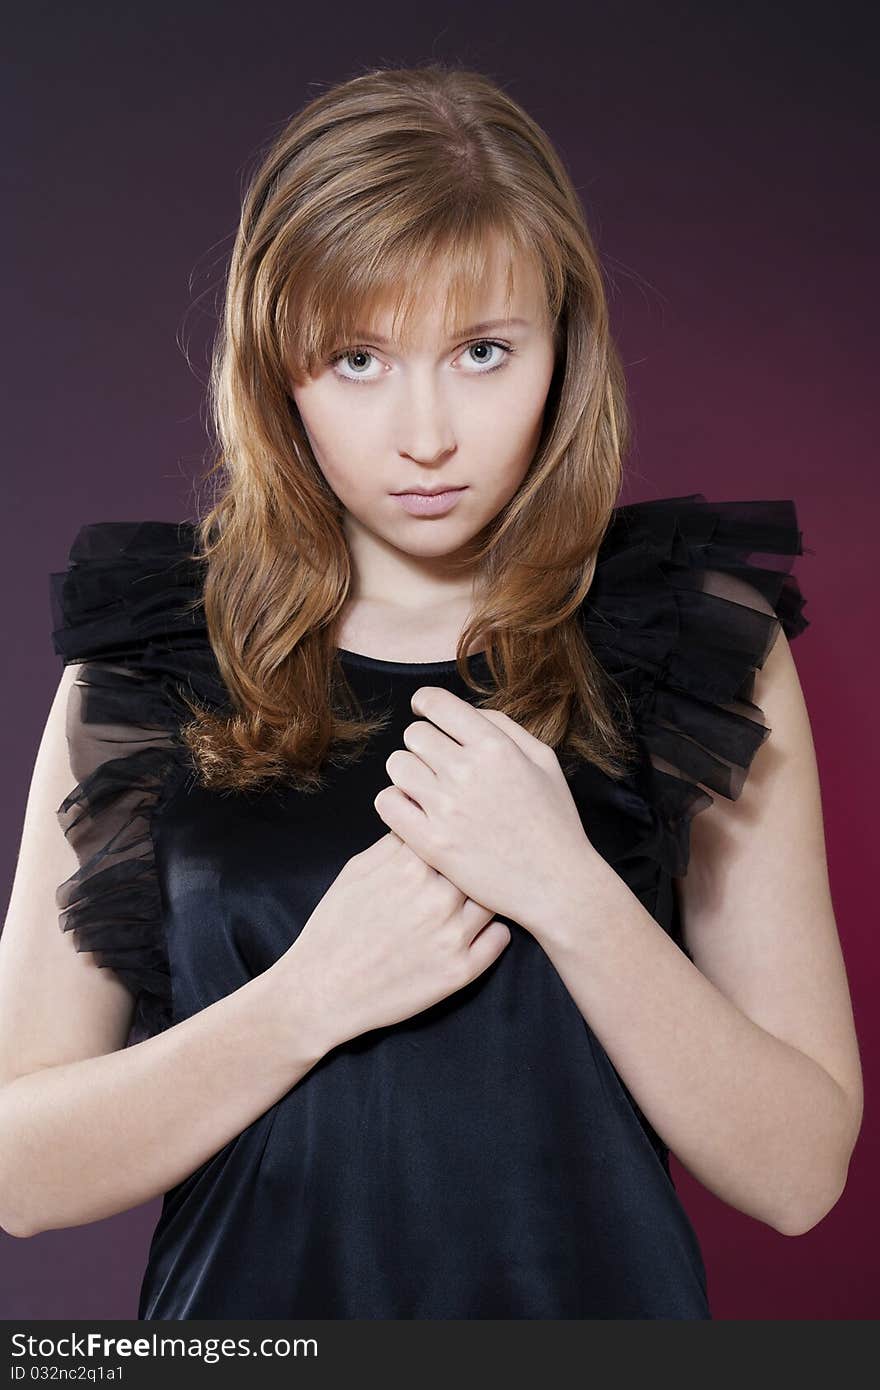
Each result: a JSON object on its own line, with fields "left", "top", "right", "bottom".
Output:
{"left": 282, "top": 209, "right": 549, "bottom": 380}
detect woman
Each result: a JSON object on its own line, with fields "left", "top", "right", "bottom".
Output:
{"left": 0, "top": 63, "right": 862, "bottom": 1319}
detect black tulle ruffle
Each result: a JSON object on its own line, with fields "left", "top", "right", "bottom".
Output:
{"left": 582, "top": 493, "right": 810, "bottom": 878}
{"left": 49, "top": 520, "right": 226, "bottom": 1045}
{"left": 49, "top": 496, "right": 809, "bottom": 1040}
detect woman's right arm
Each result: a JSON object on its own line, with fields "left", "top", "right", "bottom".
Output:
{"left": 0, "top": 664, "right": 334, "bottom": 1239}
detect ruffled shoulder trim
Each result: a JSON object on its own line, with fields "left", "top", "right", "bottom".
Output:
{"left": 49, "top": 520, "right": 225, "bottom": 1045}
{"left": 582, "top": 494, "right": 811, "bottom": 878}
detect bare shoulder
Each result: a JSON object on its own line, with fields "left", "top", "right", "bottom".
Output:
{"left": 0, "top": 663, "right": 135, "bottom": 1093}
{"left": 676, "top": 624, "right": 863, "bottom": 1144}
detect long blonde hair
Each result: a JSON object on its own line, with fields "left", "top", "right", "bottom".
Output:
{"left": 180, "top": 61, "right": 639, "bottom": 792}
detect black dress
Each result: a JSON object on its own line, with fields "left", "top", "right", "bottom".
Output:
{"left": 48, "top": 494, "right": 809, "bottom": 1320}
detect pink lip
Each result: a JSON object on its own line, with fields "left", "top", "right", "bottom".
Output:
{"left": 393, "top": 487, "right": 467, "bottom": 517}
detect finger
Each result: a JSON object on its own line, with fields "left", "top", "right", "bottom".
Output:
{"left": 385, "top": 747, "right": 437, "bottom": 809}
{"left": 475, "top": 706, "right": 554, "bottom": 765}
{"left": 401, "top": 717, "right": 458, "bottom": 773}
{"left": 373, "top": 784, "right": 432, "bottom": 860}
{"left": 460, "top": 894, "right": 496, "bottom": 927}
{"left": 409, "top": 685, "right": 497, "bottom": 749}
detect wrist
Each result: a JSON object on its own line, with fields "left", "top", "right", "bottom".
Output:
{"left": 260, "top": 946, "right": 341, "bottom": 1067}
{"left": 525, "top": 837, "right": 622, "bottom": 954}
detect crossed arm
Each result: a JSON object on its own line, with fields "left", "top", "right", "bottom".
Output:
{"left": 530, "top": 628, "right": 863, "bottom": 1236}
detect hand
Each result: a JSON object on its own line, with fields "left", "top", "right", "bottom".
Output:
{"left": 289, "top": 832, "right": 511, "bottom": 1050}
{"left": 373, "top": 685, "right": 594, "bottom": 933}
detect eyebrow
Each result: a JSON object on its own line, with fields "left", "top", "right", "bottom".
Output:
{"left": 349, "top": 317, "right": 531, "bottom": 346}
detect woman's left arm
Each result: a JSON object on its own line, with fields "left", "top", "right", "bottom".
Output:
{"left": 533, "top": 628, "right": 863, "bottom": 1237}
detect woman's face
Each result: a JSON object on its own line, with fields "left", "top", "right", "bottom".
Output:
{"left": 290, "top": 241, "right": 558, "bottom": 578}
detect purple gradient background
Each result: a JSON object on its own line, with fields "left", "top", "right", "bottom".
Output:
{"left": 3, "top": 1, "right": 877, "bottom": 1321}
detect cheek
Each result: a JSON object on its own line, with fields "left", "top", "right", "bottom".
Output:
{"left": 293, "top": 393, "right": 373, "bottom": 497}
{"left": 478, "top": 403, "right": 545, "bottom": 494}
{"left": 314, "top": 453, "right": 368, "bottom": 506}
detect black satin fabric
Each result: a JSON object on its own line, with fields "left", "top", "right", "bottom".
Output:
{"left": 138, "top": 652, "right": 706, "bottom": 1319}
{"left": 47, "top": 495, "right": 810, "bottom": 1320}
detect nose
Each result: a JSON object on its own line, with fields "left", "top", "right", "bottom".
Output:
{"left": 396, "top": 377, "right": 456, "bottom": 468}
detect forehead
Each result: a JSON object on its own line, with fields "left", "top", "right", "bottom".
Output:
{"left": 285, "top": 229, "right": 552, "bottom": 378}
